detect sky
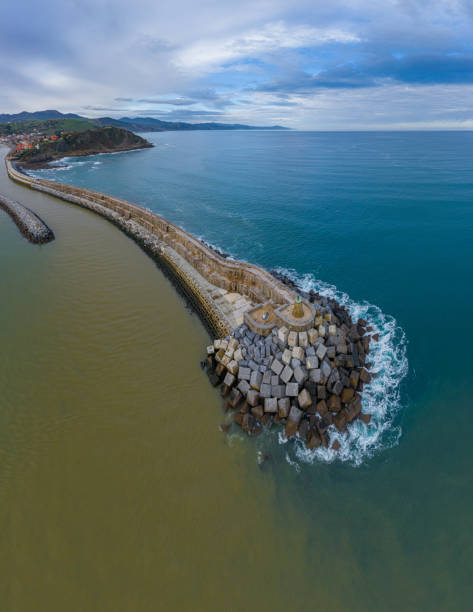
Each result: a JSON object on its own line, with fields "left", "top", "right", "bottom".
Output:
{"left": 1, "top": 0, "right": 473, "bottom": 129}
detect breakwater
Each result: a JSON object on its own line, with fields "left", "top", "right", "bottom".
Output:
{"left": 0, "top": 193, "right": 55, "bottom": 244}
{"left": 5, "top": 154, "right": 376, "bottom": 451}
{"left": 6, "top": 156, "right": 295, "bottom": 338}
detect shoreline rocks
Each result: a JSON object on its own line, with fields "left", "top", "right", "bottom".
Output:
{"left": 205, "top": 295, "right": 377, "bottom": 452}
{"left": 0, "top": 193, "right": 54, "bottom": 244}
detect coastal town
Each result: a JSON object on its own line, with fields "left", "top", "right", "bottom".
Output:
{"left": 0, "top": 129, "right": 60, "bottom": 153}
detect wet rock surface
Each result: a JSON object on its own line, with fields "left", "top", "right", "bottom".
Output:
{"left": 205, "top": 290, "right": 377, "bottom": 453}
{"left": 0, "top": 193, "right": 55, "bottom": 244}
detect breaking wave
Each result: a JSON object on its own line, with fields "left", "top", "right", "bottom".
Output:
{"left": 273, "top": 267, "right": 409, "bottom": 467}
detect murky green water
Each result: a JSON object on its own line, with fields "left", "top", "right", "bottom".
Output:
{"left": 1, "top": 146, "right": 471, "bottom": 611}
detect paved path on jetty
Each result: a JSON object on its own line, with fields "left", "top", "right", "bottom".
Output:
{"left": 0, "top": 193, "right": 54, "bottom": 244}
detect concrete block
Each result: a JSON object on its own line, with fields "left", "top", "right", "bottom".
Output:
{"left": 298, "top": 331, "right": 308, "bottom": 347}
{"left": 286, "top": 382, "right": 299, "bottom": 397}
{"left": 271, "top": 375, "right": 280, "bottom": 387}
{"left": 278, "top": 397, "right": 290, "bottom": 418}
{"left": 309, "top": 368, "right": 322, "bottom": 383}
{"left": 291, "top": 358, "right": 301, "bottom": 370}
{"left": 270, "top": 359, "right": 284, "bottom": 376}
{"left": 308, "top": 328, "right": 318, "bottom": 344}
{"left": 271, "top": 385, "right": 285, "bottom": 398}
{"left": 248, "top": 359, "right": 259, "bottom": 371}
{"left": 262, "top": 370, "right": 272, "bottom": 385}
{"left": 294, "top": 365, "right": 308, "bottom": 385}
{"left": 220, "top": 340, "right": 229, "bottom": 351}
{"left": 221, "top": 355, "right": 230, "bottom": 367}
{"left": 250, "top": 370, "right": 263, "bottom": 390}
{"left": 237, "top": 380, "right": 250, "bottom": 395}
{"left": 287, "top": 331, "right": 298, "bottom": 347}
{"left": 264, "top": 397, "right": 278, "bottom": 413}
{"left": 238, "top": 366, "right": 251, "bottom": 381}
{"left": 288, "top": 405, "right": 303, "bottom": 424}
{"left": 306, "top": 355, "right": 319, "bottom": 370}
{"left": 306, "top": 345, "right": 316, "bottom": 356}
{"left": 233, "top": 348, "right": 243, "bottom": 362}
{"left": 260, "top": 383, "right": 272, "bottom": 398}
{"left": 282, "top": 348, "right": 292, "bottom": 365}
{"left": 278, "top": 326, "right": 289, "bottom": 344}
{"left": 228, "top": 337, "right": 239, "bottom": 351}
{"left": 207, "top": 345, "right": 215, "bottom": 355}
{"left": 318, "top": 324, "right": 326, "bottom": 338}
{"left": 223, "top": 372, "right": 235, "bottom": 387}
{"left": 324, "top": 312, "right": 332, "bottom": 322}
{"left": 280, "top": 364, "right": 293, "bottom": 384}
{"left": 298, "top": 388, "right": 313, "bottom": 410}
{"left": 327, "top": 346, "right": 336, "bottom": 359}
{"left": 328, "top": 324, "right": 337, "bottom": 336}
{"left": 227, "top": 360, "right": 239, "bottom": 375}
{"left": 316, "top": 344, "right": 327, "bottom": 360}
{"left": 247, "top": 389, "right": 260, "bottom": 407}
{"left": 292, "top": 346, "right": 304, "bottom": 361}
{"left": 321, "top": 360, "right": 332, "bottom": 379}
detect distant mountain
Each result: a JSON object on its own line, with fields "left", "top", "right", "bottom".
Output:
{"left": 0, "top": 109, "right": 83, "bottom": 123}
{"left": 0, "top": 109, "right": 288, "bottom": 132}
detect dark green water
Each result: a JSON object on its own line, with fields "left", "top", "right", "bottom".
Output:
{"left": 3, "top": 131, "right": 473, "bottom": 610}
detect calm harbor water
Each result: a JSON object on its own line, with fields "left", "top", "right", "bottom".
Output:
{"left": 2, "top": 131, "right": 472, "bottom": 610}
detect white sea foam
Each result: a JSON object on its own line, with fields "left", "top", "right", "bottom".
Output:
{"left": 275, "top": 267, "right": 409, "bottom": 467}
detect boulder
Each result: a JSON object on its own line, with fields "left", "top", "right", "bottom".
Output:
{"left": 286, "top": 382, "right": 299, "bottom": 397}
{"left": 333, "top": 411, "right": 347, "bottom": 432}
{"left": 285, "top": 420, "right": 298, "bottom": 439}
{"left": 341, "top": 387, "right": 355, "bottom": 403}
{"left": 298, "top": 419, "right": 310, "bottom": 440}
{"left": 328, "top": 324, "right": 337, "bottom": 336}
{"left": 233, "top": 412, "right": 243, "bottom": 426}
{"left": 317, "top": 385, "right": 327, "bottom": 399}
{"left": 331, "top": 439, "right": 341, "bottom": 451}
{"left": 360, "top": 368, "right": 372, "bottom": 383}
{"left": 359, "top": 413, "right": 372, "bottom": 424}
{"left": 298, "top": 388, "right": 313, "bottom": 410}
{"left": 287, "top": 331, "right": 298, "bottom": 347}
{"left": 250, "top": 405, "right": 264, "bottom": 419}
{"left": 306, "top": 429, "right": 321, "bottom": 450}
{"left": 242, "top": 413, "right": 255, "bottom": 432}
{"left": 292, "top": 346, "right": 305, "bottom": 361}
{"left": 350, "top": 370, "right": 360, "bottom": 389}
{"left": 318, "top": 324, "right": 326, "bottom": 338}
{"left": 264, "top": 397, "right": 278, "bottom": 413}
{"left": 328, "top": 394, "right": 342, "bottom": 412}
{"left": 309, "top": 368, "right": 322, "bottom": 383}
{"left": 316, "top": 399, "right": 328, "bottom": 416}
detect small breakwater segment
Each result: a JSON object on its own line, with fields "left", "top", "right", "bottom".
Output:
{"left": 5, "top": 153, "right": 404, "bottom": 464}
{"left": 0, "top": 193, "right": 54, "bottom": 244}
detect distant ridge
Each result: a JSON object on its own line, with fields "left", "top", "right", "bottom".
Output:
{"left": 0, "top": 109, "right": 288, "bottom": 132}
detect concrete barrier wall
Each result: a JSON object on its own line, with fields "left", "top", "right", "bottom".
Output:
{"left": 6, "top": 157, "right": 296, "bottom": 336}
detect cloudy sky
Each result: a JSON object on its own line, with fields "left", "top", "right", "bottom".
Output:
{"left": 2, "top": 0, "right": 473, "bottom": 129}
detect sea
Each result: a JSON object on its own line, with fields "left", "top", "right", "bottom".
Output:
{"left": 1, "top": 131, "right": 472, "bottom": 610}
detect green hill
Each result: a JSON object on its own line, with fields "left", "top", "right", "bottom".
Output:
{"left": 16, "top": 126, "right": 153, "bottom": 167}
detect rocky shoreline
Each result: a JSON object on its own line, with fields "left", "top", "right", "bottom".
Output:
{"left": 204, "top": 281, "right": 377, "bottom": 451}
{"left": 0, "top": 193, "right": 54, "bottom": 243}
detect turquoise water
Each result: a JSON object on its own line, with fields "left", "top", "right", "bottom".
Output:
{"left": 27, "top": 132, "right": 473, "bottom": 606}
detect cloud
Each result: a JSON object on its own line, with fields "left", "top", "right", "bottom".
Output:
{"left": 1, "top": 0, "right": 473, "bottom": 128}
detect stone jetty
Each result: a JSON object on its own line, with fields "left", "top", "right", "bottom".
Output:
{"left": 205, "top": 288, "right": 376, "bottom": 450}
{"left": 4, "top": 153, "right": 376, "bottom": 451}
{"left": 0, "top": 193, "right": 54, "bottom": 244}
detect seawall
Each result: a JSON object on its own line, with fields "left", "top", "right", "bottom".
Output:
{"left": 0, "top": 193, "right": 55, "bottom": 244}
{"left": 5, "top": 156, "right": 296, "bottom": 338}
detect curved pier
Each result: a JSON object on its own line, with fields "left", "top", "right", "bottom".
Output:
{"left": 0, "top": 193, "right": 54, "bottom": 244}
{"left": 5, "top": 156, "right": 296, "bottom": 338}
